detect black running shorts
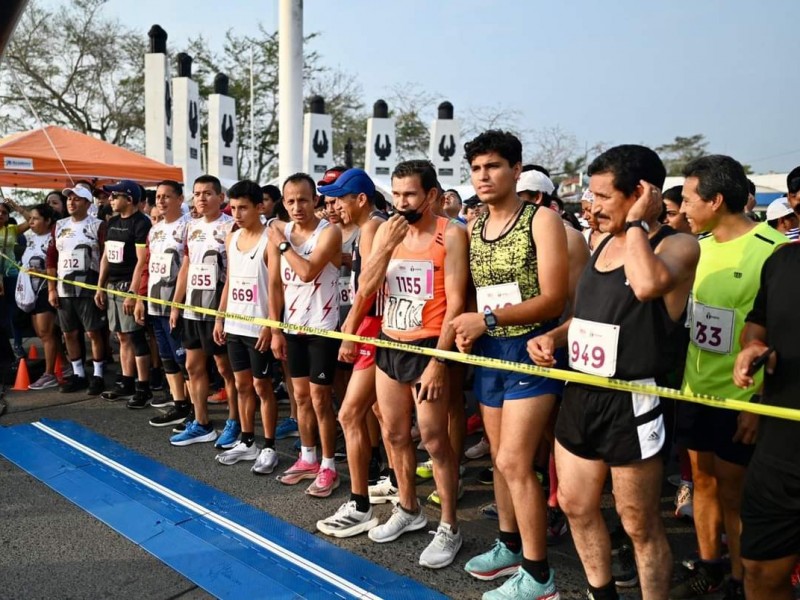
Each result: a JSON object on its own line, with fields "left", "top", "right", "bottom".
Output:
{"left": 285, "top": 334, "right": 339, "bottom": 385}
{"left": 375, "top": 332, "right": 438, "bottom": 384}
{"left": 182, "top": 319, "right": 226, "bottom": 356}
{"left": 226, "top": 334, "right": 275, "bottom": 380}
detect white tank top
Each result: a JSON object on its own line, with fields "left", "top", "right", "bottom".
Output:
{"left": 224, "top": 227, "right": 270, "bottom": 337}
{"left": 280, "top": 219, "right": 339, "bottom": 334}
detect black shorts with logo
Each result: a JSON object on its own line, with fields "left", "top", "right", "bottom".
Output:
{"left": 556, "top": 381, "right": 665, "bottom": 466}
{"left": 285, "top": 334, "right": 339, "bottom": 385}
{"left": 226, "top": 334, "right": 275, "bottom": 380}
{"left": 375, "top": 333, "right": 438, "bottom": 384}
{"left": 182, "top": 319, "right": 226, "bottom": 357}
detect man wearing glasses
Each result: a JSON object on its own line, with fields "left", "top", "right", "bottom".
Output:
{"left": 95, "top": 180, "right": 153, "bottom": 408}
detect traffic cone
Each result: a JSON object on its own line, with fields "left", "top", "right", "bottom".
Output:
{"left": 54, "top": 354, "right": 65, "bottom": 383}
{"left": 12, "top": 359, "right": 31, "bottom": 391}
{"left": 28, "top": 345, "right": 39, "bottom": 360}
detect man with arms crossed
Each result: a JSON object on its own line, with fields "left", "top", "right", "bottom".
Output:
{"left": 528, "top": 145, "right": 699, "bottom": 600}
{"left": 359, "top": 160, "right": 468, "bottom": 569}
{"left": 452, "top": 130, "right": 569, "bottom": 599}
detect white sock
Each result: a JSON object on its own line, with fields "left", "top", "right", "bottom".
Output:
{"left": 301, "top": 445, "right": 317, "bottom": 464}
{"left": 320, "top": 456, "right": 336, "bottom": 471}
{"left": 93, "top": 361, "right": 104, "bottom": 377}
{"left": 71, "top": 360, "right": 85, "bottom": 378}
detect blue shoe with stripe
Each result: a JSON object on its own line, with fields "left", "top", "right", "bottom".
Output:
{"left": 215, "top": 419, "right": 241, "bottom": 449}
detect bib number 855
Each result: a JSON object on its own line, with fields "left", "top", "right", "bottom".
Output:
{"left": 190, "top": 273, "right": 212, "bottom": 288}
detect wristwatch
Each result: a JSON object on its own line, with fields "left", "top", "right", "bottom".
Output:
{"left": 624, "top": 219, "right": 650, "bottom": 233}
{"left": 278, "top": 241, "right": 291, "bottom": 254}
{"left": 483, "top": 308, "right": 498, "bottom": 331}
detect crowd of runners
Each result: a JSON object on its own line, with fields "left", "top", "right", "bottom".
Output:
{"left": 1, "top": 130, "right": 799, "bottom": 600}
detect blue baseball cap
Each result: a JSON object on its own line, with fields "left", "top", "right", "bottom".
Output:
{"left": 318, "top": 168, "right": 375, "bottom": 198}
{"left": 103, "top": 179, "right": 142, "bottom": 203}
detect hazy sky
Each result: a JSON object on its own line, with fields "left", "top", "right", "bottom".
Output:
{"left": 57, "top": 0, "right": 800, "bottom": 173}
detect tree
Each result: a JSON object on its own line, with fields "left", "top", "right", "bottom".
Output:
{"left": 656, "top": 134, "right": 709, "bottom": 176}
{"left": 0, "top": 0, "right": 146, "bottom": 149}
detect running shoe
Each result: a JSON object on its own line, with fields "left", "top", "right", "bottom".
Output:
{"left": 670, "top": 563, "right": 724, "bottom": 598}
{"left": 368, "top": 504, "right": 427, "bottom": 543}
{"left": 216, "top": 441, "right": 259, "bottom": 465}
{"left": 214, "top": 419, "right": 241, "bottom": 449}
{"left": 546, "top": 506, "right": 568, "bottom": 545}
{"left": 368, "top": 455, "right": 382, "bottom": 485}
{"left": 674, "top": 482, "right": 694, "bottom": 519}
{"left": 59, "top": 374, "right": 88, "bottom": 394}
{"left": 150, "top": 404, "right": 192, "bottom": 428}
{"left": 482, "top": 567, "right": 559, "bottom": 600}
{"left": 101, "top": 380, "right": 134, "bottom": 401}
{"left": 368, "top": 475, "right": 399, "bottom": 504}
{"left": 316, "top": 501, "right": 378, "bottom": 538}
{"left": 478, "top": 467, "right": 494, "bottom": 485}
{"left": 207, "top": 388, "right": 227, "bottom": 404}
{"left": 126, "top": 389, "right": 153, "bottom": 410}
{"left": 29, "top": 373, "right": 58, "bottom": 390}
{"left": 149, "top": 367, "right": 164, "bottom": 391}
{"left": 150, "top": 392, "right": 173, "bottom": 409}
{"left": 465, "top": 436, "right": 491, "bottom": 460}
{"left": 172, "top": 410, "right": 195, "bottom": 433}
{"left": 13, "top": 344, "right": 25, "bottom": 360}
{"left": 427, "top": 479, "right": 465, "bottom": 506}
{"left": 466, "top": 413, "right": 484, "bottom": 436}
{"left": 275, "top": 417, "right": 299, "bottom": 440}
{"left": 306, "top": 467, "right": 339, "bottom": 497}
{"left": 612, "top": 544, "right": 638, "bottom": 587}
{"left": 170, "top": 421, "right": 217, "bottom": 446}
{"left": 87, "top": 375, "right": 105, "bottom": 396}
{"left": 277, "top": 458, "right": 319, "bottom": 485}
{"left": 465, "top": 539, "right": 522, "bottom": 581}
{"left": 416, "top": 458, "right": 434, "bottom": 479}
{"left": 480, "top": 502, "right": 499, "bottom": 520}
{"left": 251, "top": 447, "right": 279, "bottom": 474}
{"left": 419, "top": 523, "right": 463, "bottom": 569}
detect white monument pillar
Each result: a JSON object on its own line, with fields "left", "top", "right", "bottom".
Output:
{"left": 144, "top": 25, "right": 172, "bottom": 164}
{"left": 279, "top": 0, "right": 303, "bottom": 183}
{"left": 208, "top": 73, "right": 238, "bottom": 182}
{"left": 302, "top": 96, "right": 333, "bottom": 179}
{"left": 172, "top": 53, "right": 202, "bottom": 190}
{"left": 429, "top": 101, "right": 462, "bottom": 187}
{"left": 365, "top": 99, "right": 396, "bottom": 179}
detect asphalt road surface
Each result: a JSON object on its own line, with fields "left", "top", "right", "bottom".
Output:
{"left": 0, "top": 361, "right": 714, "bottom": 600}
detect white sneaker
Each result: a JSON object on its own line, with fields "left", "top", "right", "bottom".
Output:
{"left": 368, "top": 475, "right": 399, "bottom": 505}
{"left": 465, "top": 437, "right": 490, "bottom": 460}
{"left": 316, "top": 500, "right": 379, "bottom": 538}
{"left": 215, "top": 441, "right": 259, "bottom": 465}
{"left": 674, "top": 481, "right": 694, "bottom": 519}
{"left": 419, "top": 522, "right": 463, "bottom": 569}
{"left": 251, "top": 447, "right": 279, "bottom": 474}
{"left": 368, "top": 504, "right": 427, "bottom": 543}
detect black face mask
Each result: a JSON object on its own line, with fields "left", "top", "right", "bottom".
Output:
{"left": 398, "top": 198, "right": 428, "bottom": 224}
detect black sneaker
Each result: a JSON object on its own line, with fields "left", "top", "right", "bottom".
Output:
{"left": 609, "top": 522, "right": 630, "bottom": 555}
{"left": 150, "top": 404, "right": 192, "bottom": 428}
{"left": 477, "top": 466, "right": 494, "bottom": 485}
{"left": 101, "top": 380, "right": 135, "bottom": 402}
{"left": 612, "top": 544, "right": 639, "bottom": 588}
{"left": 59, "top": 374, "right": 88, "bottom": 394}
{"left": 149, "top": 367, "right": 165, "bottom": 391}
{"left": 368, "top": 456, "right": 382, "bottom": 485}
{"left": 546, "top": 506, "right": 568, "bottom": 545}
{"left": 126, "top": 389, "right": 153, "bottom": 410}
{"left": 172, "top": 411, "right": 194, "bottom": 433}
{"left": 87, "top": 375, "right": 105, "bottom": 396}
{"left": 150, "top": 390, "right": 173, "bottom": 409}
{"left": 670, "top": 563, "right": 724, "bottom": 599}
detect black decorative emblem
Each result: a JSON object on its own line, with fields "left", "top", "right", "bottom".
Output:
{"left": 438, "top": 134, "right": 455, "bottom": 162}
{"left": 189, "top": 100, "right": 198, "bottom": 139}
{"left": 312, "top": 130, "right": 328, "bottom": 158}
{"left": 165, "top": 81, "right": 172, "bottom": 126}
{"left": 222, "top": 114, "right": 235, "bottom": 148}
{"left": 375, "top": 134, "right": 391, "bottom": 161}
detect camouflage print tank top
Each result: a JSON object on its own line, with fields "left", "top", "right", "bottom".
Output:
{"left": 470, "top": 202, "right": 542, "bottom": 338}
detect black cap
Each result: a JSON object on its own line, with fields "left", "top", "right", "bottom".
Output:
{"left": 787, "top": 166, "right": 800, "bottom": 194}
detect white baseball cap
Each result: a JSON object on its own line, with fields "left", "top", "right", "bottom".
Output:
{"left": 766, "top": 197, "right": 794, "bottom": 221}
{"left": 516, "top": 170, "right": 555, "bottom": 195}
{"left": 62, "top": 187, "right": 93, "bottom": 202}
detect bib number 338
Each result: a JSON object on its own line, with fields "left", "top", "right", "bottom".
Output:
{"left": 567, "top": 317, "right": 620, "bottom": 378}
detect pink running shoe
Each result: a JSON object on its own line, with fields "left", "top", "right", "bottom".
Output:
{"left": 306, "top": 468, "right": 340, "bottom": 498}
{"left": 277, "top": 458, "right": 320, "bottom": 485}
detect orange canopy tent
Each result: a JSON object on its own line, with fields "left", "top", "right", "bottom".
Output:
{"left": 0, "top": 125, "right": 183, "bottom": 189}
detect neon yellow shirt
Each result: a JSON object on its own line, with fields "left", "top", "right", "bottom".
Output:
{"left": 683, "top": 222, "right": 786, "bottom": 401}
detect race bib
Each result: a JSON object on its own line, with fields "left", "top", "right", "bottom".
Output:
{"left": 338, "top": 276, "right": 352, "bottom": 307}
{"left": 188, "top": 263, "right": 217, "bottom": 291}
{"left": 105, "top": 241, "right": 124, "bottom": 264}
{"left": 383, "top": 295, "right": 425, "bottom": 332}
{"left": 149, "top": 252, "right": 171, "bottom": 282}
{"left": 60, "top": 250, "right": 85, "bottom": 273}
{"left": 476, "top": 282, "right": 522, "bottom": 313}
{"left": 386, "top": 260, "right": 433, "bottom": 300}
{"left": 567, "top": 317, "right": 620, "bottom": 378}
{"left": 691, "top": 301, "right": 735, "bottom": 354}
{"left": 229, "top": 276, "right": 258, "bottom": 304}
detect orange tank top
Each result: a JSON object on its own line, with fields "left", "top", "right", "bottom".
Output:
{"left": 382, "top": 217, "right": 448, "bottom": 341}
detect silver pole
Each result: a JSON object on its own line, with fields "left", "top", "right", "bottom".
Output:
{"left": 278, "top": 0, "right": 303, "bottom": 182}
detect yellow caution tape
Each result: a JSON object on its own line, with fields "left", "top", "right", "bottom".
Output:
{"left": 6, "top": 251, "right": 800, "bottom": 422}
